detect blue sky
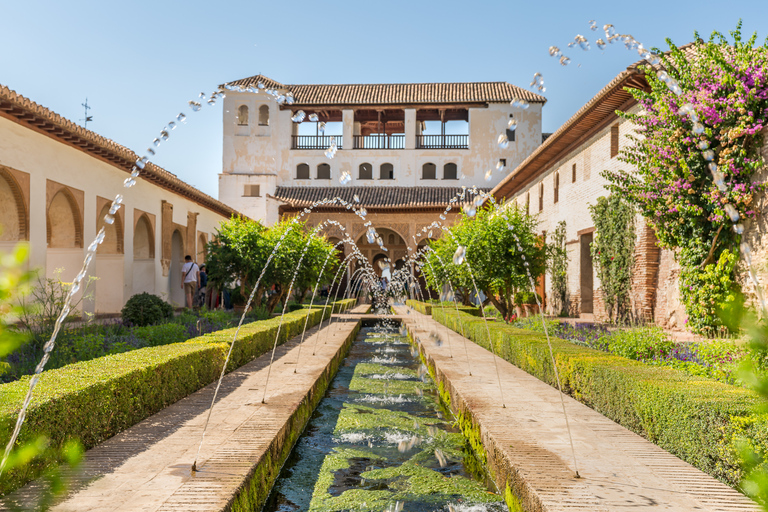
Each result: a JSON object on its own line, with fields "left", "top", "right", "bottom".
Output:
{"left": 2, "top": 0, "right": 767, "bottom": 197}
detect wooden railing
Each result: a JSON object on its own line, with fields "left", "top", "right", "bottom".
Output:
{"left": 352, "top": 134, "right": 405, "bottom": 149}
{"left": 291, "top": 135, "right": 343, "bottom": 150}
{"left": 416, "top": 134, "right": 469, "bottom": 149}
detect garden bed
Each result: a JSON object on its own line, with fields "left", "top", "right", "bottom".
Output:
{"left": 0, "top": 299, "right": 356, "bottom": 496}
{"left": 429, "top": 307, "right": 767, "bottom": 489}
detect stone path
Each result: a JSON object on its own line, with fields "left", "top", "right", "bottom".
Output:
{"left": 395, "top": 306, "right": 759, "bottom": 512}
{"left": 1, "top": 318, "right": 360, "bottom": 512}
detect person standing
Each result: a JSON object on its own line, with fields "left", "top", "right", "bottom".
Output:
{"left": 199, "top": 264, "right": 209, "bottom": 308}
{"left": 181, "top": 255, "right": 200, "bottom": 308}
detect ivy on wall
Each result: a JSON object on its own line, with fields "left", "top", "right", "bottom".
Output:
{"left": 548, "top": 221, "right": 568, "bottom": 316}
{"left": 604, "top": 25, "right": 767, "bottom": 333}
{"left": 589, "top": 194, "right": 635, "bottom": 322}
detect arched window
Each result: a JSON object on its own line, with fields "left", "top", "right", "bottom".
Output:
{"left": 47, "top": 189, "right": 82, "bottom": 248}
{"left": 317, "top": 163, "right": 331, "bottom": 179}
{"left": 422, "top": 163, "right": 436, "bottom": 180}
{"left": 388, "top": 234, "right": 395, "bottom": 245}
{"left": 0, "top": 168, "right": 27, "bottom": 241}
{"left": 297, "top": 163, "right": 310, "bottom": 179}
{"left": 554, "top": 172, "right": 560, "bottom": 204}
{"left": 258, "top": 105, "right": 270, "bottom": 126}
{"left": 380, "top": 163, "right": 394, "bottom": 180}
{"left": 134, "top": 215, "right": 154, "bottom": 259}
{"left": 539, "top": 183, "right": 544, "bottom": 212}
{"left": 443, "top": 163, "right": 457, "bottom": 180}
{"left": 198, "top": 233, "right": 208, "bottom": 262}
{"left": 96, "top": 204, "right": 122, "bottom": 255}
{"left": 237, "top": 105, "right": 249, "bottom": 126}
{"left": 359, "top": 163, "right": 373, "bottom": 180}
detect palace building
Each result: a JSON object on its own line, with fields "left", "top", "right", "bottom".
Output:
{"left": 0, "top": 85, "right": 239, "bottom": 313}
{"left": 218, "top": 75, "right": 546, "bottom": 271}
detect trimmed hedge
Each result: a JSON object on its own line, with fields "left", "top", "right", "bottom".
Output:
{"left": 406, "top": 300, "right": 478, "bottom": 317}
{"left": 0, "top": 299, "right": 355, "bottom": 496}
{"left": 431, "top": 307, "right": 768, "bottom": 489}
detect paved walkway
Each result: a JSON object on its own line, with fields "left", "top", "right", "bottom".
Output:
{"left": 395, "top": 306, "right": 759, "bottom": 512}
{"left": 1, "top": 318, "right": 360, "bottom": 512}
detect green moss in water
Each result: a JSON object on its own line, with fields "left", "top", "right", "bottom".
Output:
{"left": 504, "top": 483, "right": 524, "bottom": 512}
{"left": 362, "top": 462, "right": 503, "bottom": 504}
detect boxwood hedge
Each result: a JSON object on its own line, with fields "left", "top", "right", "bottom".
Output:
{"left": 430, "top": 307, "right": 768, "bottom": 489}
{"left": 0, "top": 299, "right": 355, "bottom": 496}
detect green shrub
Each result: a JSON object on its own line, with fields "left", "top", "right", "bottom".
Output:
{"left": 132, "top": 323, "right": 188, "bottom": 347}
{"left": 0, "top": 299, "right": 355, "bottom": 495}
{"left": 432, "top": 308, "right": 767, "bottom": 488}
{"left": 599, "top": 327, "right": 674, "bottom": 360}
{"left": 121, "top": 293, "right": 173, "bottom": 327}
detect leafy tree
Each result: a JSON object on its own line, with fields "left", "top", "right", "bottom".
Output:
{"left": 422, "top": 202, "right": 546, "bottom": 319}
{"left": 206, "top": 217, "right": 339, "bottom": 314}
{"left": 205, "top": 215, "right": 268, "bottom": 304}
{"left": 548, "top": 221, "right": 568, "bottom": 316}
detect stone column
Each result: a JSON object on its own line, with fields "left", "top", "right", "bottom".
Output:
{"left": 160, "top": 200, "right": 173, "bottom": 277}
{"left": 404, "top": 109, "right": 417, "bottom": 150}
{"left": 342, "top": 109, "right": 354, "bottom": 150}
{"left": 28, "top": 172, "right": 47, "bottom": 272}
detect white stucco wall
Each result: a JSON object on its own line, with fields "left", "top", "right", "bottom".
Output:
{"left": 0, "top": 115, "right": 229, "bottom": 313}
{"left": 219, "top": 91, "right": 542, "bottom": 224}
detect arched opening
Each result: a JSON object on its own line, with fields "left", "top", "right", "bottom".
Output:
{"left": 169, "top": 230, "right": 185, "bottom": 306}
{"left": 422, "top": 163, "right": 436, "bottom": 180}
{"left": 297, "top": 163, "right": 310, "bottom": 179}
{"left": 237, "top": 105, "right": 249, "bottom": 126}
{"left": 539, "top": 182, "right": 544, "bottom": 212}
{"left": 0, "top": 168, "right": 27, "bottom": 241}
{"left": 133, "top": 215, "right": 154, "bottom": 259}
{"left": 132, "top": 214, "right": 155, "bottom": 296}
{"left": 359, "top": 163, "right": 372, "bottom": 180}
{"left": 317, "top": 163, "right": 331, "bottom": 180}
{"left": 198, "top": 233, "right": 208, "bottom": 263}
{"left": 380, "top": 163, "right": 394, "bottom": 180}
{"left": 554, "top": 172, "right": 560, "bottom": 203}
{"left": 443, "top": 163, "right": 458, "bottom": 180}
{"left": 258, "top": 105, "right": 270, "bottom": 126}
{"left": 47, "top": 189, "right": 82, "bottom": 248}
{"left": 96, "top": 204, "right": 122, "bottom": 255}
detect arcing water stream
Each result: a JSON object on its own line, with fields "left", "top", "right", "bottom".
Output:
{"left": 262, "top": 320, "right": 503, "bottom": 512}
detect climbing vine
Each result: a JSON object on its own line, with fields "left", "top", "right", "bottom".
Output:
{"left": 548, "top": 221, "right": 568, "bottom": 316}
{"left": 589, "top": 194, "right": 635, "bottom": 323}
{"left": 604, "top": 24, "right": 768, "bottom": 333}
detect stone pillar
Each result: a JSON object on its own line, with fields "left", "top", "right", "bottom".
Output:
{"left": 186, "top": 211, "right": 198, "bottom": 260}
{"left": 28, "top": 172, "right": 47, "bottom": 272}
{"left": 404, "top": 109, "right": 417, "bottom": 150}
{"left": 342, "top": 109, "right": 354, "bottom": 150}
{"left": 161, "top": 200, "right": 173, "bottom": 276}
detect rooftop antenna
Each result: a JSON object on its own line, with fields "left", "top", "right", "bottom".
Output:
{"left": 80, "top": 98, "right": 93, "bottom": 129}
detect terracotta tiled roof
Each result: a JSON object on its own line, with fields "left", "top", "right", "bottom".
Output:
{"left": 223, "top": 74, "right": 546, "bottom": 107}
{"left": 272, "top": 186, "right": 490, "bottom": 210}
{"left": 0, "top": 84, "right": 242, "bottom": 219}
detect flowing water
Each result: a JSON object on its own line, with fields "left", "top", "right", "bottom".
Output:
{"left": 262, "top": 320, "right": 503, "bottom": 512}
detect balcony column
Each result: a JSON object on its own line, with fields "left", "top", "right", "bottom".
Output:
{"left": 404, "top": 109, "right": 417, "bottom": 149}
{"left": 342, "top": 109, "right": 354, "bottom": 150}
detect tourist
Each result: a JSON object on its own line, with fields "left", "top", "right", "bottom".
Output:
{"left": 198, "top": 264, "right": 208, "bottom": 308}
{"left": 181, "top": 255, "right": 200, "bottom": 308}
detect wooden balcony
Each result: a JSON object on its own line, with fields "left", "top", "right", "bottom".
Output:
{"left": 291, "top": 135, "right": 342, "bottom": 150}
{"left": 416, "top": 134, "right": 468, "bottom": 149}
{"left": 352, "top": 134, "right": 405, "bottom": 149}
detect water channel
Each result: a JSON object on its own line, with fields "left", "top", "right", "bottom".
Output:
{"left": 262, "top": 319, "right": 504, "bottom": 512}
